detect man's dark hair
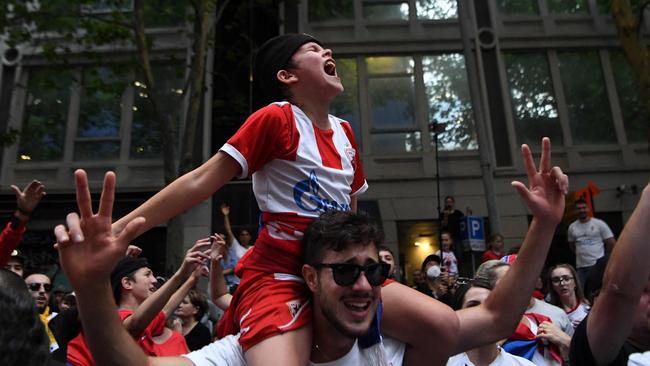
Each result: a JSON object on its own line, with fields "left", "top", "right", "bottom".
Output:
{"left": 575, "top": 198, "right": 587, "bottom": 206}
{"left": 302, "top": 211, "right": 384, "bottom": 265}
{"left": 0, "top": 268, "right": 49, "bottom": 366}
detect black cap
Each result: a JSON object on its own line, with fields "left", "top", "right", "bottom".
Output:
{"left": 421, "top": 254, "right": 442, "bottom": 272}
{"left": 253, "top": 33, "right": 320, "bottom": 109}
{"left": 110, "top": 256, "right": 149, "bottom": 303}
{"left": 9, "top": 249, "right": 25, "bottom": 265}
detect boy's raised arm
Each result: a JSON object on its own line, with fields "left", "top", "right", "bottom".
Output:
{"left": 112, "top": 152, "right": 241, "bottom": 237}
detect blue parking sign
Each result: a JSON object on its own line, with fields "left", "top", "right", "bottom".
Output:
{"left": 460, "top": 216, "right": 486, "bottom": 252}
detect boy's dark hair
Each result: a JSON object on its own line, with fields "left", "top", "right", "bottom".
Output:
{"left": 575, "top": 198, "right": 587, "bottom": 206}
{"left": 253, "top": 33, "right": 320, "bottom": 109}
{"left": 378, "top": 245, "right": 394, "bottom": 257}
{"left": 302, "top": 211, "right": 384, "bottom": 265}
{"left": 0, "top": 269, "right": 49, "bottom": 366}
{"left": 110, "top": 256, "right": 150, "bottom": 304}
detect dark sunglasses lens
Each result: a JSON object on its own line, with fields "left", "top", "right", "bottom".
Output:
{"left": 28, "top": 283, "right": 51, "bottom": 292}
{"left": 365, "top": 263, "right": 387, "bottom": 286}
{"left": 44, "top": 284, "right": 52, "bottom": 292}
{"left": 332, "top": 264, "right": 360, "bottom": 286}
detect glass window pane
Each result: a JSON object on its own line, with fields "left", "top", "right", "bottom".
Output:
{"left": 558, "top": 51, "right": 616, "bottom": 144}
{"left": 416, "top": 0, "right": 458, "bottom": 19}
{"left": 331, "top": 58, "right": 362, "bottom": 149}
{"left": 368, "top": 76, "right": 416, "bottom": 129}
{"left": 609, "top": 51, "right": 647, "bottom": 143}
{"left": 143, "top": 0, "right": 186, "bottom": 27}
{"left": 308, "top": 0, "right": 354, "bottom": 22}
{"left": 496, "top": 0, "right": 539, "bottom": 15}
{"left": 131, "top": 64, "right": 184, "bottom": 159}
{"left": 504, "top": 52, "right": 562, "bottom": 146}
{"left": 78, "top": 67, "right": 123, "bottom": 139}
{"left": 367, "top": 56, "right": 414, "bottom": 74}
{"left": 18, "top": 68, "right": 72, "bottom": 162}
{"left": 371, "top": 132, "right": 422, "bottom": 154}
{"left": 74, "top": 141, "right": 120, "bottom": 160}
{"left": 547, "top": 0, "right": 588, "bottom": 14}
{"left": 423, "top": 54, "right": 477, "bottom": 151}
{"left": 363, "top": 2, "right": 409, "bottom": 21}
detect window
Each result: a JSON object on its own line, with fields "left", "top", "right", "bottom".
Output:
{"left": 416, "top": 0, "right": 458, "bottom": 19}
{"left": 308, "top": 0, "right": 354, "bottom": 22}
{"left": 75, "top": 67, "right": 125, "bottom": 161}
{"left": 330, "top": 58, "right": 362, "bottom": 149}
{"left": 363, "top": 1, "right": 409, "bottom": 21}
{"left": 609, "top": 51, "right": 647, "bottom": 143}
{"left": 131, "top": 64, "right": 184, "bottom": 159}
{"left": 558, "top": 51, "right": 616, "bottom": 144}
{"left": 18, "top": 68, "right": 72, "bottom": 162}
{"left": 423, "top": 53, "right": 477, "bottom": 151}
{"left": 496, "top": 0, "right": 539, "bottom": 15}
{"left": 547, "top": 0, "right": 588, "bottom": 14}
{"left": 504, "top": 52, "right": 562, "bottom": 146}
{"left": 366, "top": 56, "right": 418, "bottom": 154}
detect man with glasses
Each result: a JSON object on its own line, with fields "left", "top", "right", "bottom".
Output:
{"left": 25, "top": 271, "right": 60, "bottom": 352}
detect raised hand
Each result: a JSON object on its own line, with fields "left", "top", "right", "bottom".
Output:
{"left": 220, "top": 203, "right": 230, "bottom": 216}
{"left": 210, "top": 233, "right": 226, "bottom": 261}
{"left": 12, "top": 179, "right": 46, "bottom": 214}
{"left": 511, "top": 137, "right": 569, "bottom": 225}
{"left": 54, "top": 170, "right": 145, "bottom": 290}
{"left": 177, "top": 238, "right": 211, "bottom": 279}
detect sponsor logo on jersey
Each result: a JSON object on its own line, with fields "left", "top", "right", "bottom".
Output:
{"left": 344, "top": 142, "right": 356, "bottom": 168}
{"left": 293, "top": 170, "right": 350, "bottom": 213}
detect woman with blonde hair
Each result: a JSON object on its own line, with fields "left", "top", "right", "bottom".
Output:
{"left": 546, "top": 263, "right": 589, "bottom": 330}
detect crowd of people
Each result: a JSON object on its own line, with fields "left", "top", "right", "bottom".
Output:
{"left": 1, "top": 32, "right": 649, "bottom": 366}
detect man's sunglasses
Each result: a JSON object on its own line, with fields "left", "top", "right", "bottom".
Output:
{"left": 312, "top": 261, "right": 390, "bottom": 287}
{"left": 27, "top": 282, "right": 52, "bottom": 292}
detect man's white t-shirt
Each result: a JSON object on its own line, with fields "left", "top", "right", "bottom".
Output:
{"left": 447, "top": 347, "right": 536, "bottom": 366}
{"left": 567, "top": 218, "right": 614, "bottom": 268}
{"left": 183, "top": 335, "right": 405, "bottom": 366}
{"left": 310, "top": 337, "right": 406, "bottom": 366}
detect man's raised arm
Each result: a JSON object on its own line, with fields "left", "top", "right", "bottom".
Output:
{"left": 452, "top": 137, "right": 568, "bottom": 352}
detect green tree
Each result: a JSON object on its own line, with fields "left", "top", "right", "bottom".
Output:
{"left": 601, "top": 0, "right": 650, "bottom": 146}
{"left": 1, "top": 0, "right": 232, "bottom": 267}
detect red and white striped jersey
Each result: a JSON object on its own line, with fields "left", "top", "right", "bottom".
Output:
{"left": 220, "top": 102, "right": 368, "bottom": 221}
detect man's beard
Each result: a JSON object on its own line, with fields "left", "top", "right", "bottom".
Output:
{"left": 319, "top": 291, "right": 375, "bottom": 339}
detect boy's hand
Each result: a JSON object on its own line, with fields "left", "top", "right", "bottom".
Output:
{"left": 177, "top": 238, "right": 211, "bottom": 279}
{"left": 511, "top": 137, "right": 568, "bottom": 225}
{"left": 54, "top": 170, "right": 145, "bottom": 291}
{"left": 12, "top": 179, "right": 46, "bottom": 214}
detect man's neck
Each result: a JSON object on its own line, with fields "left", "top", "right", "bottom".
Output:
{"left": 311, "top": 313, "right": 357, "bottom": 363}
{"left": 466, "top": 344, "right": 500, "bottom": 366}
{"left": 579, "top": 217, "right": 591, "bottom": 223}
{"left": 118, "top": 296, "right": 141, "bottom": 311}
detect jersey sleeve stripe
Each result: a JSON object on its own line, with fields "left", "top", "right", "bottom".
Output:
{"left": 220, "top": 143, "right": 249, "bottom": 179}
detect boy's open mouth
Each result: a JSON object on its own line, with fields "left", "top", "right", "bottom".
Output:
{"left": 324, "top": 60, "right": 336, "bottom": 76}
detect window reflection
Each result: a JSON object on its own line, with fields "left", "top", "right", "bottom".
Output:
{"left": 131, "top": 64, "right": 184, "bottom": 159}
{"left": 330, "top": 58, "right": 362, "bottom": 149}
{"left": 547, "top": 0, "right": 588, "bottom": 14}
{"left": 504, "top": 52, "right": 562, "bottom": 146}
{"left": 75, "top": 67, "right": 124, "bottom": 160}
{"left": 416, "top": 0, "right": 457, "bottom": 19}
{"left": 363, "top": 1, "right": 409, "bottom": 21}
{"left": 371, "top": 132, "right": 422, "bottom": 154}
{"left": 308, "top": 0, "right": 354, "bottom": 22}
{"left": 558, "top": 51, "right": 616, "bottom": 144}
{"left": 423, "top": 54, "right": 477, "bottom": 151}
{"left": 609, "top": 51, "right": 647, "bottom": 143}
{"left": 496, "top": 0, "right": 539, "bottom": 15}
{"left": 19, "top": 69, "right": 72, "bottom": 162}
